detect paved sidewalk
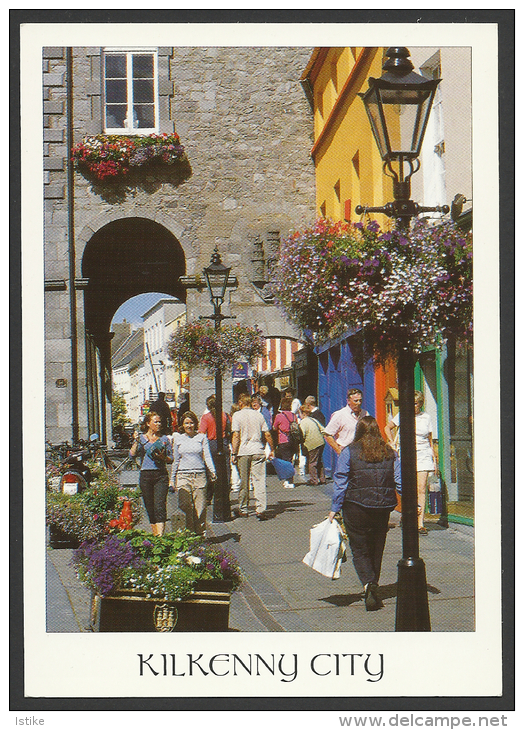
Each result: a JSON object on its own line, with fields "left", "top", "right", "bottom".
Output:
{"left": 46, "top": 471, "right": 475, "bottom": 633}
{"left": 209, "top": 474, "right": 475, "bottom": 633}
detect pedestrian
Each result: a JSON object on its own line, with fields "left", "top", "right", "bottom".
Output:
{"left": 298, "top": 404, "right": 327, "bottom": 485}
{"left": 252, "top": 393, "right": 272, "bottom": 430}
{"left": 263, "top": 377, "right": 282, "bottom": 419}
{"left": 323, "top": 388, "right": 369, "bottom": 456}
{"left": 282, "top": 387, "right": 301, "bottom": 415}
{"left": 272, "top": 395, "right": 298, "bottom": 489}
{"left": 229, "top": 402, "right": 242, "bottom": 492}
{"left": 199, "top": 395, "right": 231, "bottom": 504}
{"left": 328, "top": 416, "right": 400, "bottom": 611}
{"left": 170, "top": 407, "right": 178, "bottom": 434}
{"left": 256, "top": 386, "right": 274, "bottom": 423}
{"left": 384, "top": 391, "right": 436, "bottom": 535}
{"left": 304, "top": 395, "right": 326, "bottom": 426}
{"left": 170, "top": 410, "right": 216, "bottom": 536}
{"left": 129, "top": 411, "right": 174, "bottom": 537}
{"left": 250, "top": 394, "right": 273, "bottom": 488}
{"left": 231, "top": 392, "right": 274, "bottom": 520}
{"left": 149, "top": 391, "right": 173, "bottom": 435}
{"left": 177, "top": 391, "right": 190, "bottom": 422}
{"left": 282, "top": 388, "right": 307, "bottom": 476}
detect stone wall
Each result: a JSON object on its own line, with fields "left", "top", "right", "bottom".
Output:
{"left": 43, "top": 46, "right": 317, "bottom": 441}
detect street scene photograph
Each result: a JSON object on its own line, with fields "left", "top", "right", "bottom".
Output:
{"left": 16, "top": 15, "right": 509, "bottom": 707}
{"left": 43, "top": 41, "right": 475, "bottom": 637}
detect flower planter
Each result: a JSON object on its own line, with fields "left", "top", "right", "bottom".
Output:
{"left": 91, "top": 579, "right": 233, "bottom": 632}
{"left": 48, "top": 524, "right": 80, "bottom": 550}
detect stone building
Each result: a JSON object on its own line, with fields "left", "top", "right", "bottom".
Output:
{"left": 43, "top": 46, "right": 316, "bottom": 444}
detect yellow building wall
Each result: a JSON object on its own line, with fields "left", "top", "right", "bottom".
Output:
{"left": 310, "top": 47, "right": 393, "bottom": 228}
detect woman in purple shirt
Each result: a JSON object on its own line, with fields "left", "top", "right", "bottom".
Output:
{"left": 272, "top": 396, "right": 297, "bottom": 489}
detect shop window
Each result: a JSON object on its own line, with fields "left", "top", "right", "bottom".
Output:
{"left": 103, "top": 49, "right": 158, "bottom": 133}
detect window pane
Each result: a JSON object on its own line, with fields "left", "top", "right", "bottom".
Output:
{"left": 133, "top": 54, "right": 154, "bottom": 79}
{"left": 134, "top": 104, "right": 155, "bottom": 128}
{"left": 105, "top": 54, "right": 126, "bottom": 78}
{"left": 106, "top": 105, "right": 127, "bottom": 129}
{"left": 133, "top": 79, "right": 154, "bottom": 103}
{"left": 106, "top": 79, "right": 127, "bottom": 104}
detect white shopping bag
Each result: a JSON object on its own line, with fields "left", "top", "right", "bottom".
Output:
{"left": 303, "top": 518, "right": 348, "bottom": 580}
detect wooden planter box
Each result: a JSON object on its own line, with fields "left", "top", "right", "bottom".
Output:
{"left": 91, "top": 579, "right": 234, "bottom": 632}
{"left": 48, "top": 524, "right": 80, "bottom": 549}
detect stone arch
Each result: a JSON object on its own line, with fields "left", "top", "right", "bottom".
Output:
{"left": 77, "top": 211, "right": 189, "bottom": 273}
{"left": 82, "top": 216, "right": 186, "bottom": 338}
{"left": 80, "top": 216, "right": 187, "bottom": 441}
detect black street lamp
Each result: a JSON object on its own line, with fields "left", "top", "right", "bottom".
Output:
{"left": 356, "top": 47, "right": 450, "bottom": 632}
{"left": 203, "top": 247, "right": 233, "bottom": 523}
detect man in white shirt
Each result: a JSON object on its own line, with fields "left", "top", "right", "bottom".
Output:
{"left": 323, "top": 388, "right": 369, "bottom": 456}
{"left": 231, "top": 392, "right": 275, "bottom": 520}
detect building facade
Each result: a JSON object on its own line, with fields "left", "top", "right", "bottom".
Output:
{"left": 43, "top": 46, "right": 316, "bottom": 444}
{"left": 301, "top": 47, "right": 473, "bottom": 519}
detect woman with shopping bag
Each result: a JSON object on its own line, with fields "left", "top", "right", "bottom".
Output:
{"left": 328, "top": 416, "right": 400, "bottom": 611}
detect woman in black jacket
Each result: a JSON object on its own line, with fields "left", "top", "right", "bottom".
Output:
{"left": 328, "top": 416, "right": 400, "bottom": 611}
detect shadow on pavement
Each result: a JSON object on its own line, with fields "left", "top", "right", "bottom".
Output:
{"left": 266, "top": 499, "right": 315, "bottom": 517}
{"left": 320, "top": 579, "right": 441, "bottom": 608}
{"left": 206, "top": 531, "right": 241, "bottom": 544}
{"left": 320, "top": 591, "right": 364, "bottom": 607}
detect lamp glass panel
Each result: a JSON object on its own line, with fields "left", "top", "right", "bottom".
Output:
{"left": 378, "top": 88, "right": 434, "bottom": 157}
{"left": 364, "top": 92, "right": 390, "bottom": 159}
{"left": 205, "top": 270, "right": 229, "bottom": 301}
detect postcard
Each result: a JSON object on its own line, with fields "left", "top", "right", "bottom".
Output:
{"left": 13, "top": 9, "right": 514, "bottom": 721}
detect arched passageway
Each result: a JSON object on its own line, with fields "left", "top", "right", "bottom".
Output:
{"left": 81, "top": 217, "right": 186, "bottom": 441}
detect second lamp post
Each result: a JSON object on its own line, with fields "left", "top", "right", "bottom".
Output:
{"left": 203, "top": 247, "right": 233, "bottom": 523}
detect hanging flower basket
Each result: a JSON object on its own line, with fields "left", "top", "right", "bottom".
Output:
{"left": 270, "top": 218, "right": 472, "bottom": 362}
{"left": 167, "top": 321, "right": 265, "bottom": 373}
{"left": 71, "top": 133, "right": 185, "bottom": 181}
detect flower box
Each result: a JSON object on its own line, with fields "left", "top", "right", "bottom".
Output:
{"left": 72, "top": 133, "right": 185, "bottom": 181}
{"left": 46, "top": 480, "right": 141, "bottom": 545}
{"left": 48, "top": 524, "right": 80, "bottom": 550}
{"left": 91, "top": 579, "right": 234, "bottom": 632}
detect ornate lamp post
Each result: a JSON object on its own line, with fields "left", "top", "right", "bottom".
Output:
{"left": 203, "top": 247, "right": 233, "bottom": 523}
{"left": 356, "top": 47, "right": 450, "bottom": 631}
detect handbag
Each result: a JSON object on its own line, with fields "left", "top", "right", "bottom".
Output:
{"left": 303, "top": 518, "right": 348, "bottom": 580}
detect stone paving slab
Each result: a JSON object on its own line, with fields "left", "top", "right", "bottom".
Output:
{"left": 45, "top": 471, "right": 475, "bottom": 634}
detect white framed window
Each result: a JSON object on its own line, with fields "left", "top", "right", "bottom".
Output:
{"left": 103, "top": 48, "right": 159, "bottom": 134}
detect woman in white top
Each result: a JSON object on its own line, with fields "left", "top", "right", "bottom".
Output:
{"left": 170, "top": 410, "right": 216, "bottom": 536}
{"left": 384, "top": 391, "right": 435, "bottom": 535}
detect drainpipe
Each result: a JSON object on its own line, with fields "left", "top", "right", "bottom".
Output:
{"left": 146, "top": 342, "right": 160, "bottom": 395}
{"left": 66, "top": 47, "right": 79, "bottom": 444}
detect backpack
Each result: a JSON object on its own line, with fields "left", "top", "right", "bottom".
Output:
{"left": 288, "top": 420, "right": 304, "bottom": 447}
